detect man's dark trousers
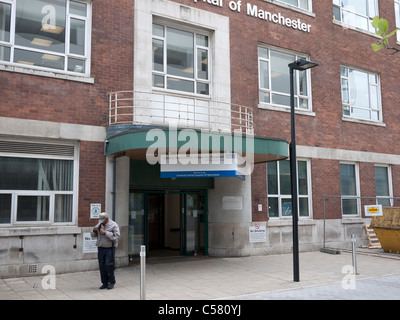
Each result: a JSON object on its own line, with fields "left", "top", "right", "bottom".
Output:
{"left": 98, "top": 247, "right": 116, "bottom": 285}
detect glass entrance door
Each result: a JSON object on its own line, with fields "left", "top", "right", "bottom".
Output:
{"left": 128, "top": 190, "right": 207, "bottom": 258}
{"left": 182, "top": 192, "right": 206, "bottom": 255}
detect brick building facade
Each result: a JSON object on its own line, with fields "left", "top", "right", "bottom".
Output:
{"left": 1, "top": 0, "right": 399, "bottom": 277}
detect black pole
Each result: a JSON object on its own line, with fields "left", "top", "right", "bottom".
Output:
{"left": 290, "top": 67, "right": 300, "bottom": 283}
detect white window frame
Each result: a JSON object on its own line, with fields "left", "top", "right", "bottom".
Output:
{"left": 267, "top": 158, "right": 313, "bottom": 219}
{"left": 273, "top": 0, "right": 312, "bottom": 12}
{"left": 374, "top": 164, "right": 394, "bottom": 206}
{"left": 0, "top": 0, "right": 92, "bottom": 79}
{"left": 395, "top": 0, "right": 400, "bottom": 42}
{"left": 0, "top": 141, "right": 79, "bottom": 227}
{"left": 258, "top": 45, "right": 315, "bottom": 115}
{"left": 333, "top": 0, "right": 378, "bottom": 33}
{"left": 151, "top": 20, "right": 211, "bottom": 97}
{"left": 340, "top": 162, "right": 361, "bottom": 217}
{"left": 341, "top": 65, "right": 382, "bottom": 124}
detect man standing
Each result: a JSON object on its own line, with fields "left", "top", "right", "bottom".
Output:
{"left": 91, "top": 212, "right": 120, "bottom": 290}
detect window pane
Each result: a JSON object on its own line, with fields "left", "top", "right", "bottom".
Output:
{"left": 258, "top": 47, "right": 268, "bottom": 59}
{"left": 197, "top": 48, "right": 208, "bottom": 80}
{"left": 167, "top": 27, "right": 194, "bottom": 78}
{"left": 0, "top": 2, "right": 11, "bottom": 42}
{"left": 375, "top": 166, "right": 389, "bottom": 197}
{"left": 271, "top": 93, "right": 291, "bottom": 107}
{"left": 68, "top": 57, "right": 85, "bottom": 73}
{"left": 0, "top": 46, "right": 10, "bottom": 62}
{"left": 267, "top": 162, "right": 278, "bottom": 194}
{"left": 152, "top": 23, "right": 164, "bottom": 37}
{"left": 153, "top": 38, "right": 164, "bottom": 72}
{"left": 259, "top": 60, "right": 269, "bottom": 90}
{"left": 299, "top": 197, "right": 309, "bottom": 217}
{"left": 298, "top": 161, "right": 308, "bottom": 195}
{"left": 70, "top": 18, "right": 85, "bottom": 55}
{"left": 167, "top": 77, "right": 194, "bottom": 93}
{"left": 0, "top": 157, "right": 73, "bottom": 191}
{"left": 342, "top": 11, "right": 368, "bottom": 30}
{"left": 196, "top": 82, "right": 209, "bottom": 95}
{"left": 259, "top": 91, "right": 270, "bottom": 103}
{"left": 281, "top": 198, "right": 292, "bottom": 217}
{"left": 0, "top": 194, "right": 11, "bottom": 224}
{"left": 342, "top": 198, "right": 358, "bottom": 215}
{"left": 14, "top": 48, "right": 65, "bottom": 70}
{"left": 196, "top": 34, "right": 208, "bottom": 47}
{"left": 54, "top": 194, "right": 73, "bottom": 222}
{"left": 340, "top": 164, "right": 357, "bottom": 196}
{"left": 298, "top": 70, "right": 308, "bottom": 96}
{"left": 153, "top": 74, "right": 164, "bottom": 88}
{"left": 69, "top": 1, "right": 87, "bottom": 17}
{"left": 349, "top": 69, "right": 369, "bottom": 108}
{"left": 268, "top": 197, "right": 279, "bottom": 218}
{"left": 279, "top": 160, "right": 291, "bottom": 195}
{"left": 17, "top": 196, "right": 49, "bottom": 221}
{"left": 342, "top": 0, "right": 367, "bottom": 16}
{"left": 341, "top": 78, "right": 349, "bottom": 104}
{"left": 270, "top": 50, "right": 293, "bottom": 94}
{"left": 15, "top": 0, "right": 66, "bottom": 54}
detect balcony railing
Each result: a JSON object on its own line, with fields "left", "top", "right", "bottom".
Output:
{"left": 109, "top": 91, "right": 254, "bottom": 134}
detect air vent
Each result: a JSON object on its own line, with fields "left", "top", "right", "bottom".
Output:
{"left": 0, "top": 140, "right": 74, "bottom": 157}
{"left": 28, "top": 264, "right": 38, "bottom": 274}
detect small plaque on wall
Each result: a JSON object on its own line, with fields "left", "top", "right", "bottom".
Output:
{"left": 222, "top": 196, "right": 243, "bottom": 211}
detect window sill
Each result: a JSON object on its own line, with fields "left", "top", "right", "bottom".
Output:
{"left": 267, "top": 218, "right": 315, "bottom": 227}
{"left": 333, "top": 20, "right": 380, "bottom": 39}
{"left": 342, "top": 116, "right": 386, "bottom": 127}
{"left": 0, "top": 63, "right": 94, "bottom": 84}
{"left": 258, "top": 103, "right": 316, "bottom": 117}
{"left": 341, "top": 218, "right": 365, "bottom": 224}
{"left": 263, "top": 0, "right": 316, "bottom": 17}
{"left": 0, "top": 226, "right": 81, "bottom": 237}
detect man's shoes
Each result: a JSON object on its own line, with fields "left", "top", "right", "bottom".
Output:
{"left": 107, "top": 283, "right": 115, "bottom": 290}
{"left": 99, "top": 284, "right": 108, "bottom": 289}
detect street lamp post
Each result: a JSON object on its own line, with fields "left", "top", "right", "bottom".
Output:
{"left": 288, "top": 59, "right": 319, "bottom": 282}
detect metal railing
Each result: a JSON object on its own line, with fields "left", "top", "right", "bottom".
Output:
{"left": 109, "top": 91, "right": 254, "bottom": 134}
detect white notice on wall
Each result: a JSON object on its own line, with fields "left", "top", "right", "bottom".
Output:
{"left": 222, "top": 196, "right": 243, "bottom": 211}
{"left": 90, "top": 203, "right": 101, "bottom": 219}
{"left": 249, "top": 224, "right": 266, "bottom": 243}
{"left": 83, "top": 232, "right": 98, "bottom": 253}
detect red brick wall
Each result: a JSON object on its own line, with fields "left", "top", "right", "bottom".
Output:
{"left": 78, "top": 141, "right": 106, "bottom": 227}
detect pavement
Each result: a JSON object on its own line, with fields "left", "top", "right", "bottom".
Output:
{"left": 1, "top": 250, "right": 400, "bottom": 301}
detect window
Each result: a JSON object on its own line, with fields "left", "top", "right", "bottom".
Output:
{"left": 0, "top": 0, "right": 91, "bottom": 75}
{"left": 341, "top": 66, "right": 381, "bottom": 122}
{"left": 267, "top": 159, "right": 311, "bottom": 218}
{"left": 0, "top": 140, "right": 77, "bottom": 225}
{"left": 258, "top": 46, "right": 312, "bottom": 111}
{"left": 333, "top": 0, "right": 378, "bottom": 32}
{"left": 340, "top": 163, "right": 360, "bottom": 216}
{"left": 375, "top": 166, "right": 393, "bottom": 206}
{"left": 395, "top": 0, "right": 400, "bottom": 42}
{"left": 276, "top": 0, "right": 311, "bottom": 11}
{"left": 152, "top": 22, "right": 210, "bottom": 96}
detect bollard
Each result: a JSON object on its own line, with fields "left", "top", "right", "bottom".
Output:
{"left": 351, "top": 234, "right": 358, "bottom": 275}
{"left": 140, "top": 245, "right": 146, "bottom": 300}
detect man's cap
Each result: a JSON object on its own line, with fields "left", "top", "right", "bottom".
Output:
{"left": 98, "top": 212, "right": 109, "bottom": 223}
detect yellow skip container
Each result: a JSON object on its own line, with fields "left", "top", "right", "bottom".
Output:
{"left": 370, "top": 207, "right": 400, "bottom": 254}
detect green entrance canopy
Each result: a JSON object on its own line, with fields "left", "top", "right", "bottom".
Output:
{"left": 105, "top": 126, "right": 288, "bottom": 164}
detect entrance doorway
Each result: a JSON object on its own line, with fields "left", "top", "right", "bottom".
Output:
{"left": 128, "top": 190, "right": 207, "bottom": 258}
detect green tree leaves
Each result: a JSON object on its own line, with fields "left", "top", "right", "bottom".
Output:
{"left": 371, "top": 16, "right": 399, "bottom": 52}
